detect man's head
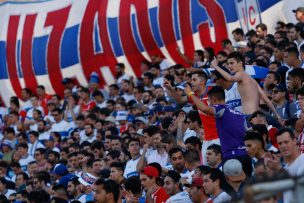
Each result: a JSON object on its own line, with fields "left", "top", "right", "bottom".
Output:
{"left": 203, "top": 168, "right": 226, "bottom": 196}
{"left": 127, "top": 138, "right": 140, "bottom": 157}
{"left": 296, "top": 87, "right": 304, "bottom": 110}
{"left": 223, "top": 159, "right": 246, "bottom": 183}
{"left": 206, "top": 144, "right": 222, "bottom": 168}
{"left": 276, "top": 128, "right": 297, "bottom": 159}
{"left": 67, "top": 178, "right": 82, "bottom": 197}
{"left": 288, "top": 68, "right": 304, "bottom": 92}
{"left": 190, "top": 71, "right": 208, "bottom": 92}
{"left": 163, "top": 170, "right": 181, "bottom": 196}
{"left": 232, "top": 28, "right": 244, "bottom": 42}
{"left": 94, "top": 179, "right": 120, "bottom": 203}
{"left": 17, "top": 143, "right": 28, "bottom": 157}
{"left": 227, "top": 51, "right": 245, "bottom": 73}
{"left": 140, "top": 166, "right": 159, "bottom": 191}
{"left": 293, "top": 7, "right": 304, "bottom": 22}
{"left": 109, "top": 162, "right": 124, "bottom": 184}
{"left": 169, "top": 148, "right": 185, "bottom": 172}
{"left": 256, "top": 23, "right": 268, "bottom": 39}
{"left": 284, "top": 47, "right": 299, "bottom": 67}
{"left": 186, "top": 177, "right": 208, "bottom": 203}
{"left": 186, "top": 110, "right": 202, "bottom": 130}
{"left": 51, "top": 108, "right": 63, "bottom": 123}
{"left": 207, "top": 86, "right": 226, "bottom": 105}
{"left": 244, "top": 131, "right": 265, "bottom": 158}
{"left": 271, "top": 84, "right": 288, "bottom": 103}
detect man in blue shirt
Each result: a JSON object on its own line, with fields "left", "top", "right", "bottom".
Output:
{"left": 185, "top": 85, "right": 252, "bottom": 176}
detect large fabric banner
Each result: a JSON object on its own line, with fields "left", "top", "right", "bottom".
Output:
{"left": 0, "top": 0, "right": 301, "bottom": 106}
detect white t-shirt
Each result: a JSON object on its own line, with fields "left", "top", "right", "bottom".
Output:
{"left": 3, "top": 189, "right": 16, "bottom": 199}
{"left": 124, "top": 156, "right": 140, "bottom": 178}
{"left": 28, "top": 140, "right": 45, "bottom": 156}
{"left": 284, "top": 154, "right": 304, "bottom": 203}
{"left": 165, "top": 191, "right": 192, "bottom": 203}
{"left": 50, "top": 120, "right": 71, "bottom": 137}
{"left": 213, "top": 191, "right": 231, "bottom": 203}
{"left": 26, "top": 106, "right": 44, "bottom": 120}
{"left": 225, "top": 82, "right": 242, "bottom": 113}
{"left": 146, "top": 149, "right": 168, "bottom": 167}
{"left": 19, "top": 154, "right": 35, "bottom": 171}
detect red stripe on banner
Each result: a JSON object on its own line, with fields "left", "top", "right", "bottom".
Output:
{"left": 198, "top": 0, "right": 228, "bottom": 52}
{"left": 80, "top": 0, "right": 118, "bottom": 85}
{"left": 120, "top": 0, "right": 164, "bottom": 58}
{"left": 7, "top": 15, "right": 23, "bottom": 99}
{"left": 119, "top": 1, "right": 146, "bottom": 77}
{"left": 179, "top": 0, "right": 195, "bottom": 59}
{"left": 45, "top": 5, "right": 71, "bottom": 97}
{"left": 158, "top": 0, "right": 188, "bottom": 66}
{"left": 21, "top": 14, "right": 39, "bottom": 93}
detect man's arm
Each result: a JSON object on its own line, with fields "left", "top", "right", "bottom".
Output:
{"left": 211, "top": 58, "right": 243, "bottom": 82}
{"left": 136, "top": 144, "right": 148, "bottom": 172}
{"left": 257, "top": 83, "right": 281, "bottom": 119}
{"left": 163, "top": 81, "right": 188, "bottom": 104}
{"left": 184, "top": 85, "right": 215, "bottom": 115}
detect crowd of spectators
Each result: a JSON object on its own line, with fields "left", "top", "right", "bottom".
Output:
{"left": 0, "top": 5, "right": 303, "bottom": 203}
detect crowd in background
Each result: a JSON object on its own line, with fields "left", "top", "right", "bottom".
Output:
{"left": 0, "top": 5, "right": 303, "bottom": 203}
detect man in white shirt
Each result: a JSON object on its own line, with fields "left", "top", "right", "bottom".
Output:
{"left": 146, "top": 131, "right": 168, "bottom": 167}
{"left": 27, "top": 131, "right": 45, "bottom": 156}
{"left": 265, "top": 128, "right": 304, "bottom": 203}
{"left": 203, "top": 168, "right": 231, "bottom": 203}
{"left": 80, "top": 123, "right": 96, "bottom": 144}
{"left": 124, "top": 138, "right": 141, "bottom": 178}
{"left": 17, "top": 143, "right": 35, "bottom": 171}
{"left": 115, "top": 63, "right": 131, "bottom": 87}
{"left": 50, "top": 108, "right": 71, "bottom": 138}
{"left": 0, "top": 177, "right": 16, "bottom": 199}
{"left": 164, "top": 170, "right": 192, "bottom": 203}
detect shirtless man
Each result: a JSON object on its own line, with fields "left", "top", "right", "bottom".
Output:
{"left": 211, "top": 51, "right": 280, "bottom": 119}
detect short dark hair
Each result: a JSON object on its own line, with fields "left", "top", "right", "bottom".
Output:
{"left": 124, "top": 176, "right": 142, "bottom": 195}
{"left": 296, "top": 87, "right": 304, "bottom": 97}
{"left": 191, "top": 70, "right": 208, "bottom": 83}
{"left": 232, "top": 28, "right": 244, "bottom": 36}
{"left": 256, "top": 23, "right": 267, "bottom": 31}
{"left": 110, "top": 162, "right": 125, "bottom": 172}
{"left": 107, "top": 150, "right": 121, "bottom": 160}
{"left": 184, "top": 149, "right": 200, "bottom": 163}
{"left": 207, "top": 86, "right": 225, "bottom": 101}
{"left": 227, "top": 51, "right": 245, "bottom": 68}
{"left": 187, "top": 110, "right": 202, "bottom": 126}
{"left": 168, "top": 147, "right": 184, "bottom": 158}
{"left": 275, "top": 127, "right": 295, "bottom": 139}
{"left": 205, "top": 168, "right": 227, "bottom": 190}
{"left": 285, "top": 47, "right": 299, "bottom": 58}
{"left": 245, "top": 131, "right": 265, "bottom": 149}
{"left": 184, "top": 137, "right": 202, "bottom": 150}
{"left": 289, "top": 68, "right": 304, "bottom": 82}
{"left": 207, "top": 144, "right": 222, "bottom": 156}
{"left": 94, "top": 179, "right": 120, "bottom": 202}
{"left": 127, "top": 138, "right": 140, "bottom": 147}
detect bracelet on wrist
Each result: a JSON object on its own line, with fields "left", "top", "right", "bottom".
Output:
{"left": 187, "top": 91, "right": 195, "bottom": 97}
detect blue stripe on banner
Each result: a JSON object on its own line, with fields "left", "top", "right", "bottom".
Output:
{"left": 217, "top": 0, "right": 239, "bottom": 22}
{"left": 0, "top": 0, "right": 54, "bottom": 6}
{"left": 94, "top": 22, "right": 102, "bottom": 53}
{"left": 17, "top": 40, "right": 23, "bottom": 78}
{"left": 173, "top": 0, "right": 180, "bottom": 40}
{"left": 32, "top": 35, "right": 48, "bottom": 75}
{"left": 107, "top": 18, "right": 124, "bottom": 57}
{"left": 0, "top": 41, "right": 8, "bottom": 79}
{"left": 258, "top": 0, "right": 279, "bottom": 12}
{"left": 131, "top": 14, "right": 145, "bottom": 52}
{"left": 149, "top": 7, "right": 164, "bottom": 47}
{"left": 61, "top": 25, "right": 79, "bottom": 68}
{"left": 191, "top": 0, "right": 209, "bottom": 33}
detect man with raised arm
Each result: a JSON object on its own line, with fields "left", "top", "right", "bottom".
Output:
{"left": 211, "top": 52, "right": 280, "bottom": 119}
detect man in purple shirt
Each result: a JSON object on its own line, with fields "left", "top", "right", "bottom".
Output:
{"left": 186, "top": 85, "right": 252, "bottom": 176}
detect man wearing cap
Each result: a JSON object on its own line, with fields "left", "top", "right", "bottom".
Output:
{"left": 271, "top": 84, "right": 298, "bottom": 119}
{"left": 140, "top": 166, "right": 169, "bottom": 203}
{"left": 293, "top": 7, "right": 304, "bottom": 24}
{"left": 62, "top": 77, "right": 77, "bottom": 94}
{"left": 185, "top": 177, "right": 212, "bottom": 203}
{"left": 223, "top": 159, "right": 247, "bottom": 200}
{"left": 1, "top": 140, "right": 13, "bottom": 164}
{"left": 52, "top": 164, "right": 76, "bottom": 188}
{"left": 163, "top": 170, "right": 192, "bottom": 203}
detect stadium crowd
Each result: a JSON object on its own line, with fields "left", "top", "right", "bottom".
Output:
{"left": 0, "top": 6, "right": 304, "bottom": 203}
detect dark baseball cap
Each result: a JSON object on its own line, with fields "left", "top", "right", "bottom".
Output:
{"left": 293, "top": 7, "right": 304, "bottom": 13}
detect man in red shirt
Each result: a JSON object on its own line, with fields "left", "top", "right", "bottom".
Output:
{"left": 140, "top": 166, "right": 169, "bottom": 203}
{"left": 80, "top": 87, "right": 96, "bottom": 115}
{"left": 185, "top": 71, "right": 220, "bottom": 165}
{"left": 36, "top": 85, "right": 52, "bottom": 114}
